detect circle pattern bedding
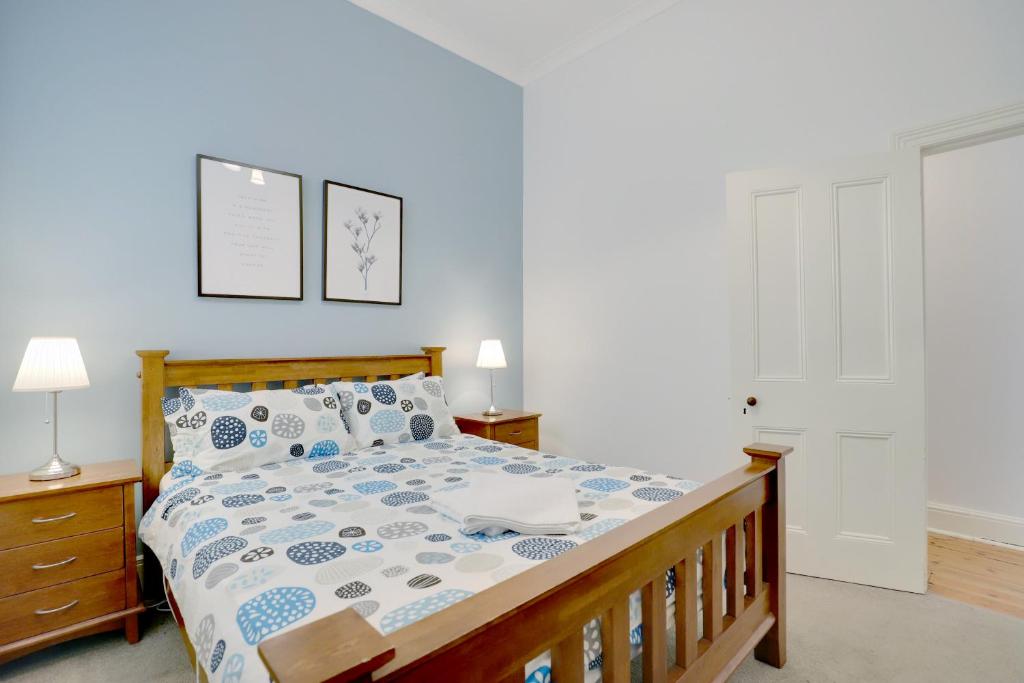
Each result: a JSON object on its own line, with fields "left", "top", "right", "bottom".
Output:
{"left": 142, "top": 435, "right": 703, "bottom": 683}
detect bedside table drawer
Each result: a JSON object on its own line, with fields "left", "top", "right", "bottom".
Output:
{"left": 454, "top": 419, "right": 489, "bottom": 439}
{"left": 0, "top": 487, "right": 123, "bottom": 551}
{"left": 0, "top": 527, "right": 125, "bottom": 599}
{"left": 495, "top": 419, "right": 538, "bottom": 445}
{"left": 0, "top": 569, "right": 126, "bottom": 645}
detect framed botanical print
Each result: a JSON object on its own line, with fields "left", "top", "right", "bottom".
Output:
{"left": 322, "top": 180, "right": 403, "bottom": 305}
{"left": 197, "top": 154, "right": 303, "bottom": 300}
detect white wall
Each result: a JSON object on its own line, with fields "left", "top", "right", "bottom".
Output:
{"left": 524, "top": 0, "right": 1024, "bottom": 483}
{"left": 924, "top": 134, "right": 1024, "bottom": 539}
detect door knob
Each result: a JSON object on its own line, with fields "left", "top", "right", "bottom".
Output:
{"left": 746, "top": 396, "right": 758, "bottom": 406}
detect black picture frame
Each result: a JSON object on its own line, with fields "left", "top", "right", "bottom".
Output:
{"left": 197, "top": 154, "right": 304, "bottom": 301}
{"left": 322, "top": 179, "right": 403, "bottom": 305}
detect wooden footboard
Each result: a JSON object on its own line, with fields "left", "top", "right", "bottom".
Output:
{"left": 258, "top": 443, "right": 789, "bottom": 683}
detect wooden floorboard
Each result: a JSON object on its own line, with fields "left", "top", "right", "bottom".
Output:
{"left": 928, "top": 532, "right": 1024, "bottom": 619}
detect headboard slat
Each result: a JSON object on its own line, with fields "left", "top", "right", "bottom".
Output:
{"left": 137, "top": 347, "right": 445, "bottom": 510}
{"left": 162, "top": 356, "right": 436, "bottom": 386}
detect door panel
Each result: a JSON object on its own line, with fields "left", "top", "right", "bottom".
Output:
{"left": 752, "top": 188, "right": 806, "bottom": 381}
{"left": 832, "top": 177, "right": 894, "bottom": 382}
{"left": 728, "top": 150, "right": 926, "bottom": 593}
{"left": 835, "top": 431, "right": 895, "bottom": 541}
{"left": 753, "top": 427, "right": 807, "bottom": 534}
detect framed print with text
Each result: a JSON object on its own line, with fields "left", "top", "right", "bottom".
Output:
{"left": 197, "top": 154, "right": 303, "bottom": 300}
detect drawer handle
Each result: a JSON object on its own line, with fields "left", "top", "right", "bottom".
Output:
{"left": 31, "top": 512, "right": 77, "bottom": 524}
{"left": 509, "top": 431, "right": 522, "bottom": 436}
{"left": 35, "top": 599, "right": 79, "bottom": 615}
{"left": 32, "top": 556, "right": 77, "bottom": 570}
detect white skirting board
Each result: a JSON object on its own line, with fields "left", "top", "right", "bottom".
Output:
{"left": 928, "top": 502, "right": 1024, "bottom": 548}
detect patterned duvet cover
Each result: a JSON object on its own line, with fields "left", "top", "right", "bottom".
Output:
{"left": 140, "top": 434, "right": 703, "bottom": 682}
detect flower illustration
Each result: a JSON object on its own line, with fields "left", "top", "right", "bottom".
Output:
{"left": 344, "top": 206, "right": 384, "bottom": 290}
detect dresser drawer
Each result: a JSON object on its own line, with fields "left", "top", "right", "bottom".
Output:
{"left": 494, "top": 419, "right": 538, "bottom": 445}
{"left": 0, "top": 527, "right": 125, "bottom": 598}
{"left": 0, "top": 569, "right": 126, "bottom": 645}
{"left": 0, "top": 487, "right": 123, "bottom": 551}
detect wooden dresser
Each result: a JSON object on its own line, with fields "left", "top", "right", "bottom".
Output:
{"left": 454, "top": 409, "right": 541, "bottom": 450}
{"left": 0, "top": 460, "right": 144, "bottom": 663}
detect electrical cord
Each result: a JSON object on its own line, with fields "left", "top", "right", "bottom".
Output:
{"left": 143, "top": 573, "right": 172, "bottom": 612}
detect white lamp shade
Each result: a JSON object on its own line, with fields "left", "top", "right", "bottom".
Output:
{"left": 476, "top": 339, "right": 507, "bottom": 369}
{"left": 13, "top": 337, "right": 90, "bottom": 392}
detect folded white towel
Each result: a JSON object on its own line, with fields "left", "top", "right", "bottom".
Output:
{"left": 431, "top": 472, "right": 581, "bottom": 536}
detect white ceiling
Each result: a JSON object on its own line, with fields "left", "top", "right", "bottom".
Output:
{"left": 347, "top": 0, "right": 683, "bottom": 85}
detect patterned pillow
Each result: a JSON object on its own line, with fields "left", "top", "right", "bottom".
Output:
{"left": 331, "top": 376, "right": 459, "bottom": 448}
{"left": 161, "top": 386, "right": 356, "bottom": 471}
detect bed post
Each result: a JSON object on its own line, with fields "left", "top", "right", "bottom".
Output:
{"left": 421, "top": 346, "right": 445, "bottom": 377}
{"left": 137, "top": 350, "right": 169, "bottom": 601}
{"left": 137, "top": 350, "right": 170, "bottom": 511}
{"left": 743, "top": 442, "right": 790, "bottom": 668}
{"left": 258, "top": 608, "right": 395, "bottom": 683}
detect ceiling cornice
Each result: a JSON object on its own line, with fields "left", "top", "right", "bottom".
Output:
{"left": 346, "top": 0, "right": 523, "bottom": 83}
{"left": 519, "top": 0, "right": 684, "bottom": 84}
{"left": 346, "top": 0, "right": 685, "bottom": 86}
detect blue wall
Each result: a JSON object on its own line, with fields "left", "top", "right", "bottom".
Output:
{"left": 0, "top": 0, "right": 523, "bottom": 475}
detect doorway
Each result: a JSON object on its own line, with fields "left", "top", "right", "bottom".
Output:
{"left": 727, "top": 150, "right": 927, "bottom": 592}
{"left": 725, "top": 103, "right": 1024, "bottom": 596}
{"left": 921, "top": 131, "right": 1024, "bottom": 617}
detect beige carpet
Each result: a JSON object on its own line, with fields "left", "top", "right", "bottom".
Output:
{"left": 2, "top": 575, "right": 1022, "bottom": 682}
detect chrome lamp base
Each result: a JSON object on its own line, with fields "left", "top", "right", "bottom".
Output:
{"left": 482, "top": 368, "right": 502, "bottom": 416}
{"left": 29, "top": 453, "right": 81, "bottom": 481}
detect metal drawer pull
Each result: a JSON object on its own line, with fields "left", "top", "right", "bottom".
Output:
{"left": 509, "top": 431, "right": 522, "bottom": 436}
{"left": 32, "top": 556, "right": 77, "bottom": 570}
{"left": 31, "top": 512, "right": 77, "bottom": 524}
{"left": 35, "top": 599, "right": 79, "bottom": 615}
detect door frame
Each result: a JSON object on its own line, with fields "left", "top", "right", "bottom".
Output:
{"left": 893, "top": 100, "right": 1024, "bottom": 551}
{"left": 893, "top": 101, "right": 1024, "bottom": 155}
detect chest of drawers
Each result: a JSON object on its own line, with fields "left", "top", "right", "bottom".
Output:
{"left": 0, "top": 461, "right": 144, "bottom": 664}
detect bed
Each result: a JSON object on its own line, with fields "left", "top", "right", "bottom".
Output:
{"left": 137, "top": 347, "right": 788, "bottom": 683}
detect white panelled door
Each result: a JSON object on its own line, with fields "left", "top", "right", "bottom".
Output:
{"left": 727, "top": 150, "right": 927, "bottom": 593}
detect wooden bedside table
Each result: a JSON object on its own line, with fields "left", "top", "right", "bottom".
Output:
{"left": 0, "top": 460, "right": 144, "bottom": 664}
{"left": 454, "top": 409, "right": 542, "bottom": 450}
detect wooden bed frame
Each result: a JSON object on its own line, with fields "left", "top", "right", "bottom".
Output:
{"left": 138, "top": 347, "right": 789, "bottom": 683}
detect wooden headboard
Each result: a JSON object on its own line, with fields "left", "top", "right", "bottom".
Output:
{"left": 136, "top": 347, "right": 445, "bottom": 510}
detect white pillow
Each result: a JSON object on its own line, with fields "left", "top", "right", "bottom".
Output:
{"left": 331, "top": 376, "right": 459, "bottom": 449}
{"left": 161, "top": 385, "right": 356, "bottom": 471}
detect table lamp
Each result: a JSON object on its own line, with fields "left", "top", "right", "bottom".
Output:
{"left": 12, "top": 337, "right": 90, "bottom": 480}
{"left": 476, "top": 339, "right": 506, "bottom": 416}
